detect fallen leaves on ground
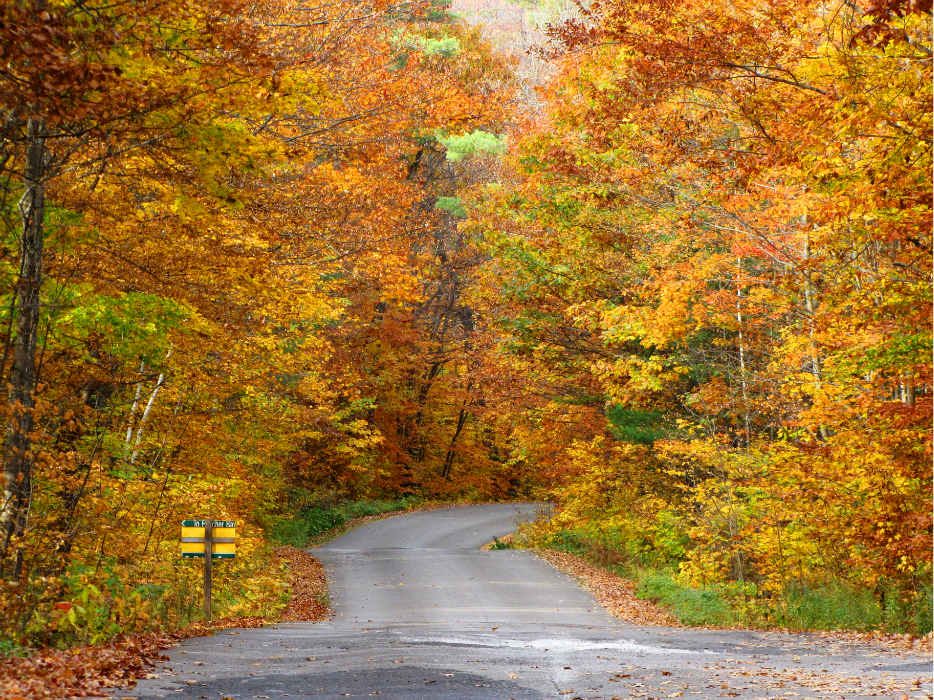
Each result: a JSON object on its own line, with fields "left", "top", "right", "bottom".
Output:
{"left": 0, "top": 633, "right": 173, "bottom": 700}
{"left": 534, "top": 549, "right": 680, "bottom": 627}
{"left": 696, "top": 658, "right": 930, "bottom": 698}
{"left": 808, "top": 629, "right": 933, "bottom": 655}
{"left": 610, "top": 659, "right": 931, "bottom": 700}
{"left": 275, "top": 546, "right": 330, "bottom": 621}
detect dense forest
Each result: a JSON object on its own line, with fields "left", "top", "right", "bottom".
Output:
{"left": 0, "top": 0, "right": 930, "bottom": 648}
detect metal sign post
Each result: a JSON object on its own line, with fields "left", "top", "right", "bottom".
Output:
{"left": 180, "top": 519, "right": 236, "bottom": 621}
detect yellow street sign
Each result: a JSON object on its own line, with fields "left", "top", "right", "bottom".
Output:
{"left": 181, "top": 520, "right": 236, "bottom": 558}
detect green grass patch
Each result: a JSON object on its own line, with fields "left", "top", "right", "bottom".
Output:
{"left": 635, "top": 575, "right": 932, "bottom": 633}
{"left": 779, "top": 582, "right": 882, "bottom": 632}
{"left": 635, "top": 570, "right": 736, "bottom": 626}
{"left": 541, "top": 530, "right": 589, "bottom": 556}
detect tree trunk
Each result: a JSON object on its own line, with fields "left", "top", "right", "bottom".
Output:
{"left": 0, "top": 117, "right": 46, "bottom": 571}
{"left": 440, "top": 402, "right": 469, "bottom": 479}
{"left": 124, "top": 362, "right": 145, "bottom": 458}
{"left": 130, "top": 371, "right": 166, "bottom": 465}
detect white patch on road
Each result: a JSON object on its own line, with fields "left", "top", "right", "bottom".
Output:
{"left": 401, "top": 635, "right": 713, "bottom": 655}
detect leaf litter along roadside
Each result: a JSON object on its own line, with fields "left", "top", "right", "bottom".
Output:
{"left": 275, "top": 546, "right": 330, "bottom": 622}
{"left": 0, "top": 546, "right": 328, "bottom": 700}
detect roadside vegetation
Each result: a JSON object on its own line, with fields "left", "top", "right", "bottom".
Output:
{"left": 0, "top": 545, "right": 328, "bottom": 698}
{"left": 0, "top": 495, "right": 428, "bottom": 657}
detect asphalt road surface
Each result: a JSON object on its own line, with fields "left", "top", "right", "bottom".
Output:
{"left": 127, "top": 504, "right": 932, "bottom": 700}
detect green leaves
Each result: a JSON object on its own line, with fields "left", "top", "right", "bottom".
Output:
{"left": 606, "top": 405, "right": 667, "bottom": 445}
{"left": 437, "top": 130, "right": 507, "bottom": 161}
{"left": 435, "top": 196, "right": 467, "bottom": 217}
{"left": 57, "top": 289, "right": 193, "bottom": 364}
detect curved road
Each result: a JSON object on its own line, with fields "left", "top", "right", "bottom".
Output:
{"left": 320, "top": 503, "right": 611, "bottom": 627}
{"left": 128, "top": 504, "right": 931, "bottom": 700}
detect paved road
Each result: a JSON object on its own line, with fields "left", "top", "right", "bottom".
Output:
{"left": 128, "top": 504, "right": 932, "bottom": 700}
